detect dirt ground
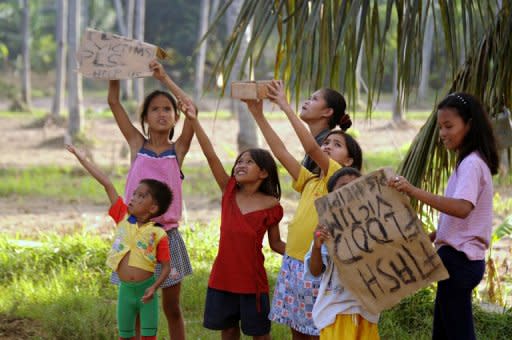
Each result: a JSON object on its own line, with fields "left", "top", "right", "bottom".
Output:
{"left": 0, "top": 104, "right": 424, "bottom": 236}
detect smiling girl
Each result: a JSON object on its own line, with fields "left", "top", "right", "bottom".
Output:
{"left": 388, "top": 92, "right": 499, "bottom": 340}
{"left": 245, "top": 81, "right": 362, "bottom": 339}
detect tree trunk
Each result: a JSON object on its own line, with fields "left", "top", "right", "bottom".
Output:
{"left": 194, "top": 0, "right": 210, "bottom": 101}
{"left": 133, "top": 0, "right": 145, "bottom": 103}
{"left": 51, "top": 0, "right": 67, "bottom": 118}
{"left": 226, "top": 0, "right": 259, "bottom": 152}
{"left": 418, "top": 11, "right": 434, "bottom": 102}
{"left": 122, "top": 0, "right": 134, "bottom": 100}
{"left": 67, "top": 0, "right": 83, "bottom": 140}
{"left": 392, "top": 58, "right": 405, "bottom": 124}
{"left": 113, "top": 0, "right": 126, "bottom": 35}
{"left": 21, "top": 0, "right": 32, "bottom": 110}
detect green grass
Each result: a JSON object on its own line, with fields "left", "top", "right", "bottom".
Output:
{"left": 2, "top": 227, "right": 511, "bottom": 339}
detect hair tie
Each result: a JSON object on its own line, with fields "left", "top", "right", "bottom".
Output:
{"left": 448, "top": 93, "right": 468, "bottom": 106}
{"left": 340, "top": 114, "right": 352, "bottom": 128}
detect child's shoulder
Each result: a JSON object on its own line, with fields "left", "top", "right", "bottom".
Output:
{"left": 254, "top": 192, "right": 281, "bottom": 210}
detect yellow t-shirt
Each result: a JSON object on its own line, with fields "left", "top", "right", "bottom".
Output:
{"left": 286, "top": 159, "right": 341, "bottom": 261}
{"left": 105, "top": 199, "right": 168, "bottom": 273}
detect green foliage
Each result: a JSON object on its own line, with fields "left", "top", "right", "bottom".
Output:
{"left": 2, "top": 226, "right": 512, "bottom": 339}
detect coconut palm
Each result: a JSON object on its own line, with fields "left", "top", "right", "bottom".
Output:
{"left": 205, "top": 0, "right": 512, "bottom": 196}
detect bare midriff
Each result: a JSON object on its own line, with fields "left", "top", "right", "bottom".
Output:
{"left": 116, "top": 252, "right": 154, "bottom": 282}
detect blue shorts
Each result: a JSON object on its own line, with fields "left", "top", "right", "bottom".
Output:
{"left": 203, "top": 287, "right": 271, "bottom": 336}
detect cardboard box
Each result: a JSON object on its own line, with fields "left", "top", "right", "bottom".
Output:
{"left": 231, "top": 80, "right": 274, "bottom": 99}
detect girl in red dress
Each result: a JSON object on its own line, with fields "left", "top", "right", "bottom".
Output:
{"left": 183, "top": 103, "right": 285, "bottom": 340}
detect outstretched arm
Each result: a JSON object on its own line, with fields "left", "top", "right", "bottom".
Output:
{"left": 244, "top": 99, "right": 301, "bottom": 180}
{"left": 388, "top": 175, "right": 473, "bottom": 219}
{"left": 267, "top": 81, "right": 331, "bottom": 174}
{"left": 181, "top": 102, "right": 230, "bottom": 191}
{"left": 150, "top": 60, "right": 195, "bottom": 166}
{"left": 66, "top": 145, "right": 118, "bottom": 204}
{"left": 107, "top": 80, "right": 144, "bottom": 155}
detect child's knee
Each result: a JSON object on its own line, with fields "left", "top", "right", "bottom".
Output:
{"left": 162, "top": 302, "right": 182, "bottom": 319}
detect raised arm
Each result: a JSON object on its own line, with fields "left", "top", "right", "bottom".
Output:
{"left": 267, "top": 81, "right": 331, "bottom": 174}
{"left": 107, "top": 80, "right": 144, "bottom": 154}
{"left": 66, "top": 144, "right": 118, "bottom": 204}
{"left": 181, "top": 102, "right": 230, "bottom": 191}
{"left": 150, "top": 60, "right": 195, "bottom": 166}
{"left": 244, "top": 99, "right": 301, "bottom": 181}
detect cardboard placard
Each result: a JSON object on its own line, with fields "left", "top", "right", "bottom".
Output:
{"left": 76, "top": 28, "right": 159, "bottom": 80}
{"left": 315, "top": 168, "right": 449, "bottom": 314}
{"left": 231, "top": 80, "right": 274, "bottom": 99}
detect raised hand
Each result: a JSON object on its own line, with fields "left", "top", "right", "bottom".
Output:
{"left": 149, "top": 59, "right": 167, "bottom": 82}
{"left": 180, "top": 99, "right": 197, "bottom": 120}
{"left": 65, "top": 144, "right": 87, "bottom": 160}
{"left": 266, "top": 80, "right": 289, "bottom": 111}
{"left": 242, "top": 99, "right": 263, "bottom": 117}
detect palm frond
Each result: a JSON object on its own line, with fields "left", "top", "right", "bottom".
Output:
{"left": 399, "top": 2, "right": 512, "bottom": 197}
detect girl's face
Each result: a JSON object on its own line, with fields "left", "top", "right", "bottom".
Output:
{"left": 299, "top": 90, "right": 332, "bottom": 123}
{"left": 144, "top": 95, "right": 177, "bottom": 133}
{"left": 332, "top": 174, "right": 359, "bottom": 191}
{"left": 437, "top": 108, "right": 470, "bottom": 151}
{"left": 233, "top": 152, "right": 268, "bottom": 183}
{"left": 321, "top": 133, "right": 353, "bottom": 167}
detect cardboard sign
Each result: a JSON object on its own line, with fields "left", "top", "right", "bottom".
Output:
{"left": 76, "top": 28, "right": 161, "bottom": 80}
{"left": 315, "top": 168, "right": 449, "bottom": 314}
{"left": 231, "top": 81, "right": 274, "bottom": 99}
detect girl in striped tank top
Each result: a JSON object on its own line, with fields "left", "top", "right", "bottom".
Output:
{"left": 108, "top": 59, "right": 194, "bottom": 340}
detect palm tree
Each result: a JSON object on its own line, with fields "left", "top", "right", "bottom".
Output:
{"left": 205, "top": 0, "right": 512, "bottom": 194}
{"left": 51, "top": 0, "right": 67, "bottom": 119}
{"left": 21, "top": 0, "right": 31, "bottom": 110}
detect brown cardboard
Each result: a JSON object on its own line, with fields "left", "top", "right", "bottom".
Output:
{"left": 315, "top": 168, "right": 449, "bottom": 314}
{"left": 231, "top": 80, "right": 274, "bottom": 99}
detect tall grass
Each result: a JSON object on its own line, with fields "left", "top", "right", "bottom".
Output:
{"left": 1, "top": 226, "right": 512, "bottom": 339}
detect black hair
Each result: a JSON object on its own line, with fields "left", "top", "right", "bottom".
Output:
{"left": 327, "top": 167, "right": 362, "bottom": 192}
{"left": 320, "top": 88, "right": 352, "bottom": 131}
{"left": 231, "top": 148, "right": 281, "bottom": 199}
{"left": 321, "top": 130, "right": 363, "bottom": 171}
{"left": 140, "top": 90, "right": 179, "bottom": 140}
{"left": 139, "top": 179, "right": 173, "bottom": 217}
{"left": 437, "top": 92, "right": 499, "bottom": 175}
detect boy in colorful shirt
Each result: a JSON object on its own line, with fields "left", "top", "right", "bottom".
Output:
{"left": 67, "top": 144, "right": 172, "bottom": 340}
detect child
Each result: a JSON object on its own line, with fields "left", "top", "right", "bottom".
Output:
{"left": 183, "top": 104, "right": 285, "bottom": 339}
{"left": 66, "top": 144, "right": 172, "bottom": 340}
{"left": 388, "top": 92, "right": 499, "bottom": 340}
{"left": 299, "top": 88, "right": 353, "bottom": 171}
{"left": 306, "top": 167, "right": 380, "bottom": 340}
{"left": 244, "top": 80, "right": 363, "bottom": 339}
{"left": 108, "top": 60, "right": 193, "bottom": 339}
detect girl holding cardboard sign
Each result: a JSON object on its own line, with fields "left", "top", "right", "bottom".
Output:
{"left": 107, "top": 60, "right": 194, "bottom": 340}
{"left": 306, "top": 167, "right": 380, "bottom": 340}
{"left": 388, "top": 93, "right": 499, "bottom": 340}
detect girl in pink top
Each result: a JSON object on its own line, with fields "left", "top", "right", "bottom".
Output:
{"left": 388, "top": 92, "right": 499, "bottom": 340}
{"left": 108, "top": 60, "right": 194, "bottom": 340}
